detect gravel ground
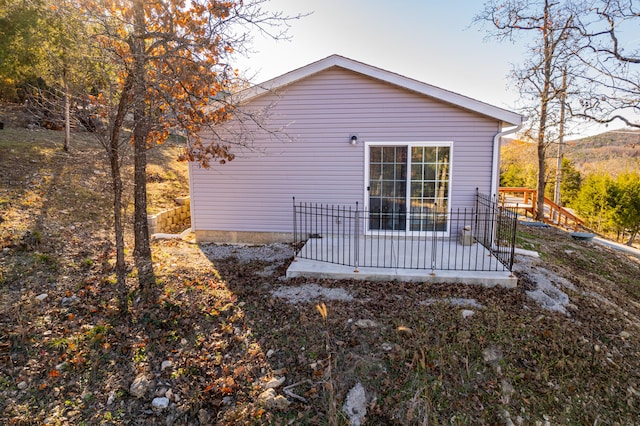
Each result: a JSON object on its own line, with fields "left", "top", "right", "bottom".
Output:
{"left": 200, "top": 242, "right": 293, "bottom": 263}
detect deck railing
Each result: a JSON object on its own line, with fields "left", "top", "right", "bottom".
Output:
{"left": 499, "top": 187, "right": 584, "bottom": 231}
{"left": 293, "top": 191, "right": 518, "bottom": 272}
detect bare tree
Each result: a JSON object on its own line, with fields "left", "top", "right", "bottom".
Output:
{"left": 475, "top": 0, "right": 581, "bottom": 220}
{"left": 570, "top": 0, "right": 640, "bottom": 128}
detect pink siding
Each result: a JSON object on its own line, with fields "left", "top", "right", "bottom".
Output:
{"left": 190, "top": 67, "right": 500, "bottom": 235}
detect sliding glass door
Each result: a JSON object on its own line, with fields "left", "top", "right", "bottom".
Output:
{"left": 368, "top": 143, "right": 450, "bottom": 233}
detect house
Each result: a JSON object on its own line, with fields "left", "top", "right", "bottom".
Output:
{"left": 189, "top": 55, "right": 523, "bottom": 251}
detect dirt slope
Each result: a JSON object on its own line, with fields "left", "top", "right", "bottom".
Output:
{"left": 1, "top": 117, "right": 640, "bottom": 424}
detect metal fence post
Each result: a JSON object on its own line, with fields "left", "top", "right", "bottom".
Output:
{"left": 354, "top": 201, "right": 360, "bottom": 273}
{"left": 431, "top": 203, "right": 437, "bottom": 275}
{"left": 292, "top": 197, "right": 297, "bottom": 261}
{"left": 474, "top": 188, "right": 479, "bottom": 241}
{"left": 509, "top": 208, "right": 518, "bottom": 274}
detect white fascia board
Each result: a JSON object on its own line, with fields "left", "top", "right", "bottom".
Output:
{"left": 235, "top": 55, "right": 523, "bottom": 127}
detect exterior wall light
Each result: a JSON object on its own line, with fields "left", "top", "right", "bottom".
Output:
{"left": 350, "top": 135, "right": 358, "bottom": 145}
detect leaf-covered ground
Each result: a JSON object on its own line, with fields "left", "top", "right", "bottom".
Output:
{"left": 1, "top": 114, "right": 640, "bottom": 425}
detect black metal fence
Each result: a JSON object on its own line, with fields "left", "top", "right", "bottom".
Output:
{"left": 292, "top": 190, "right": 518, "bottom": 272}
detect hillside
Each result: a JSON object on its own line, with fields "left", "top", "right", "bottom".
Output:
{"left": 502, "top": 128, "right": 640, "bottom": 177}
{"left": 1, "top": 121, "right": 640, "bottom": 424}
{"left": 564, "top": 129, "right": 640, "bottom": 175}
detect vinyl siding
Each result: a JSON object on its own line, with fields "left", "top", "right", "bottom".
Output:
{"left": 190, "top": 67, "right": 500, "bottom": 234}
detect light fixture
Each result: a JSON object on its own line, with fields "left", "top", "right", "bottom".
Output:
{"left": 350, "top": 135, "right": 358, "bottom": 145}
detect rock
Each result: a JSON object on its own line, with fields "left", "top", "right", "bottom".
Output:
{"left": 522, "top": 266, "right": 572, "bottom": 315}
{"left": 35, "top": 293, "right": 48, "bottom": 303}
{"left": 61, "top": 295, "right": 80, "bottom": 307}
{"left": 342, "top": 382, "right": 367, "bottom": 426}
{"left": 259, "top": 388, "right": 276, "bottom": 405}
{"left": 620, "top": 331, "right": 631, "bottom": 340}
{"left": 461, "top": 309, "right": 475, "bottom": 319}
{"left": 17, "top": 381, "right": 27, "bottom": 390}
{"left": 155, "top": 387, "right": 168, "bottom": 397}
{"left": 354, "top": 319, "right": 378, "bottom": 328}
{"left": 483, "top": 346, "right": 503, "bottom": 364}
{"left": 258, "top": 388, "right": 290, "bottom": 409}
{"left": 130, "top": 374, "right": 151, "bottom": 398}
{"left": 161, "top": 360, "right": 173, "bottom": 371}
{"left": 271, "top": 283, "right": 354, "bottom": 304}
{"left": 198, "top": 408, "right": 212, "bottom": 425}
{"left": 381, "top": 342, "right": 393, "bottom": 351}
{"left": 222, "top": 396, "right": 233, "bottom": 406}
{"left": 151, "top": 397, "right": 169, "bottom": 410}
{"left": 501, "top": 379, "right": 515, "bottom": 404}
{"left": 273, "top": 395, "right": 291, "bottom": 410}
{"left": 174, "top": 196, "right": 189, "bottom": 205}
{"left": 107, "top": 390, "right": 116, "bottom": 405}
{"left": 264, "top": 376, "right": 286, "bottom": 389}
{"left": 502, "top": 409, "right": 516, "bottom": 426}
{"left": 266, "top": 349, "right": 275, "bottom": 358}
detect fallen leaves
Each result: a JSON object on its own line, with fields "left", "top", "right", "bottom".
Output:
{"left": 3, "top": 125, "right": 640, "bottom": 425}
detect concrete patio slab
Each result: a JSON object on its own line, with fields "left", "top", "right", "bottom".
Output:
{"left": 286, "top": 258, "right": 517, "bottom": 287}
{"left": 286, "top": 236, "right": 518, "bottom": 288}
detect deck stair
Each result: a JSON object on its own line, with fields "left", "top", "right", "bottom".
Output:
{"left": 498, "top": 187, "right": 584, "bottom": 231}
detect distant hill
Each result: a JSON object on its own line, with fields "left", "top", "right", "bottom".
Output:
{"left": 564, "top": 129, "right": 640, "bottom": 176}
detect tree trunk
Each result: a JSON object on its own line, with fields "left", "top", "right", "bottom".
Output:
{"left": 109, "top": 77, "right": 133, "bottom": 316}
{"left": 554, "top": 68, "right": 567, "bottom": 215}
{"left": 132, "top": 0, "right": 155, "bottom": 300}
{"left": 536, "top": 135, "right": 547, "bottom": 221}
{"left": 110, "top": 132, "right": 128, "bottom": 315}
{"left": 536, "top": 0, "right": 553, "bottom": 222}
{"left": 63, "top": 69, "right": 71, "bottom": 152}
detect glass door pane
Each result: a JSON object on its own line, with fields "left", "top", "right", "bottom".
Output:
{"left": 369, "top": 146, "right": 407, "bottom": 231}
{"left": 409, "top": 146, "right": 450, "bottom": 232}
{"left": 369, "top": 144, "right": 449, "bottom": 233}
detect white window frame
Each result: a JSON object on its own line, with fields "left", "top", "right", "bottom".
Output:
{"left": 364, "top": 141, "right": 454, "bottom": 236}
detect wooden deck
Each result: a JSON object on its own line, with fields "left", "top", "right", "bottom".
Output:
{"left": 499, "top": 187, "right": 584, "bottom": 231}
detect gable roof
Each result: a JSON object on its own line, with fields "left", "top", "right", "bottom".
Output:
{"left": 237, "top": 54, "right": 522, "bottom": 127}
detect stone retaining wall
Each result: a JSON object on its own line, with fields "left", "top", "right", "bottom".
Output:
{"left": 148, "top": 197, "right": 190, "bottom": 234}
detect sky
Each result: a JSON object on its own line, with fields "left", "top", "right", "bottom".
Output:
{"left": 236, "top": 0, "right": 525, "bottom": 112}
